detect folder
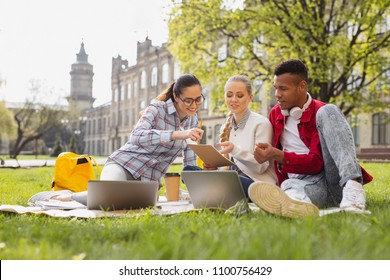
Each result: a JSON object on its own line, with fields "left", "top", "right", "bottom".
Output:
{"left": 187, "top": 144, "right": 234, "bottom": 167}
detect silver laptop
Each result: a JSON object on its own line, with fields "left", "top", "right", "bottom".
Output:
{"left": 87, "top": 180, "right": 159, "bottom": 210}
{"left": 181, "top": 170, "right": 246, "bottom": 210}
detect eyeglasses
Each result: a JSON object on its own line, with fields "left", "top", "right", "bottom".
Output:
{"left": 177, "top": 94, "right": 205, "bottom": 106}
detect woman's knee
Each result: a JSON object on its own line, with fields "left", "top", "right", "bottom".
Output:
{"left": 100, "top": 163, "right": 128, "bottom": 180}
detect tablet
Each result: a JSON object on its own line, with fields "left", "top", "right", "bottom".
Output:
{"left": 187, "top": 144, "right": 234, "bottom": 167}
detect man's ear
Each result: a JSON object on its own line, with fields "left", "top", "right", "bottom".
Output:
{"left": 299, "top": 80, "right": 307, "bottom": 93}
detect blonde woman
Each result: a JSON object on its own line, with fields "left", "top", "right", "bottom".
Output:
{"left": 184, "top": 75, "right": 277, "bottom": 199}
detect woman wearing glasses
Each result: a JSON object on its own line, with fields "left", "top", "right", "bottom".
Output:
{"left": 58, "top": 74, "right": 205, "bottom": 205}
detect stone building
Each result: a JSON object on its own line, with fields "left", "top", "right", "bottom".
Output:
{"left": 83, "top": 37, "right": 227, "bottom": 156}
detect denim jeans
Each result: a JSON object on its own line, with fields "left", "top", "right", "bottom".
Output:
{"left": 281, "top": 104, "right": 362, "bottom": 208}
{"left": 182, "top": 165, "right": 254, "bottom": 200}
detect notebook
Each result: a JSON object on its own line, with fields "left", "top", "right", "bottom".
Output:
{"left": 87, "top": 180, "right": 159, "bottom": 210}
{"left": 187, "top": 144, "right": 234, "bottom": 167}
{"left": 181, "top": 170, "right": 246, "bottom": 210}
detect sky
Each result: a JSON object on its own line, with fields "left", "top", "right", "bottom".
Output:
{"left": 0, "top": 0, "right": 172, "bottom": 106}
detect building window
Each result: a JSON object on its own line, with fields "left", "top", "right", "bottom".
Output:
{"left": 118, "top": 110, "right": 123, "bottom": 127}
{"left": 372, "top": 113, "right": 389, "bottom": 145}
{"left": 92, "top": 119, "right": 96, "bottom": 134}
{"left": 347, "top": 115, "right": 360, "bottom": 146}
{"left": 253, "top": 35, "right": 265, "bottom": 57}
{"left": 119, "top": 85, "right": 125, "bottom": 100}
{"left": 253, "top": 79, "right": 263, "bottom": 102}
{"left": 125, "top": 109, "right": 130, "bottom": 126}
{"left": 113, "top": 88, "right": 118, "bottom": 102}
{"left": 112, "top": 112, "right": 116, "bottom": 126}
{"left": 98, "top": 119, "right": 102, "bottom": 133}
{"left": 132, "top": 109, "right": 137, "bottom": 127}
{"left": 133, "top": 81, "right": 138, "bottom": 97}
{"left": 97, "top": 140, "right": 101, "bottom": 155}
{"left": 218, "top": 43, "right": 227, "bottom": 66}
{"left": 140, "top": 71, "right": 146, "bottom": 89}
{"left": 151, "top": 66, "right": 158, "bottom": 86}
{"left": 127, "top": 83, "right": 132, "bottom": 99}
{"left": 162, "top": 63, "right": 169, "bottom": 84}
{"left": 111, "top": 138, "right": 116, "bottom": 151}
{"left": 214, "top": 124, "right": 222, "bottom": 145}
{"left": 174, "top": 62, "right": 181, "bottom": 80}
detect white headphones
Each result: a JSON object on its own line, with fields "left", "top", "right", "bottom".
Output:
{"left": 281, "top": 93, "right": 312, "bottom": 120}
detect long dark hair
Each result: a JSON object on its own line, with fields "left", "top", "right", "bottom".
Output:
{"left": 155, "top": 74, "right": 202, "bottom": 102}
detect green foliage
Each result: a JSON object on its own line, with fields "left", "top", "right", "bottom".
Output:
{"left": 0, "top": 101, "right": 16, "bottom": 138}
{"left": 0, "top": 163, "right": 389, "bottom": 259}
{"left": 168, "top": 0, "right": 390, "bottom": 115}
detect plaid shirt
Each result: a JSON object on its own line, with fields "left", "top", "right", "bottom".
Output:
{"left": 109, "top": 99, "right": 198, "bottom": 182}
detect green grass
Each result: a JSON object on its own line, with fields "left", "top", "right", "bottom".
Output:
{"left": 0, "top": 163, "right": 389, "bottom": 260}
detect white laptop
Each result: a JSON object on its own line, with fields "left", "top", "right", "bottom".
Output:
{"left": 181, "top": 170, "right": 247, "bottom": 210}
{"left": 87, "top": 180, "right": 159, "bottom": 210}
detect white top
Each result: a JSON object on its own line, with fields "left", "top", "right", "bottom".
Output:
{"left": 280, "top": 116, "right": 309, "bottom": 178}
{"left": 229, "top": 111, "right": 277, "bottom": 184}
{"left": 280, "top": 117, "right": 309, "bottom": 154}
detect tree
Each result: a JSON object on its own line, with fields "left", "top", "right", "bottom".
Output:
{"left": 168, "top": 0, "right": 390, "bottom": 115}
{"left": 10, "top": 81, "right": 65, "bottom": 159}
{"left": 0, "top": 101, "right": 16, "bottom": 138}
{"left": 69, "top": 133, "right": 79, "bottom": 154}
{"left": 50, "top": 134, "right": 63, "bottom": 157}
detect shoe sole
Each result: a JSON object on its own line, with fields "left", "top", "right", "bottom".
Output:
{"left": 248, "top": 182, "right": 319, "bottom": 218}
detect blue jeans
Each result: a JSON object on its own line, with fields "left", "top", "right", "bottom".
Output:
{"left": 281, "top": 104, "right": 362, "bottom": 208}
{"left": 182, "top": 165, "right": 254, "bottom": 201}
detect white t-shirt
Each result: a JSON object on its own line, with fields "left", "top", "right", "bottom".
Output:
{"left": 280, "top": 117, "right": 309, "bottom": 178}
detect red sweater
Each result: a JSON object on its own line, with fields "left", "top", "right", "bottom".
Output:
{"left": 269, "top": 99, "right": 373, "bottom": 185}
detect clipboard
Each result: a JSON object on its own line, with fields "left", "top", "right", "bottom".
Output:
{"left": 187, "top": 144, "right": 234, "bottom": 167}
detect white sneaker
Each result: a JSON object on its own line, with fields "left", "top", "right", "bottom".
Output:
{"left": 340, "top": 180, "right": 366, "bottom": 211}
{"left": 248, "top": 181, "right": 319, "bottom": 218}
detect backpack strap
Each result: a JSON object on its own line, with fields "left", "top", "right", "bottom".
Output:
{"left": 88, "top": 156, "right": 102, "bottom": 175}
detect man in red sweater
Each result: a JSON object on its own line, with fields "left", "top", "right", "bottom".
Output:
{"left": 249, "top": 59, "right": 373, "bottom": 218}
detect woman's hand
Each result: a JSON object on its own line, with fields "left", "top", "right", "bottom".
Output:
{"left": 172, "top": 128, "right": 204, "bottom": 142}
{"left": 202, "top": 162, "right": 218, "bottom": 170}
{"left": 216, "top": 141, "right": 234, "bottom": 155}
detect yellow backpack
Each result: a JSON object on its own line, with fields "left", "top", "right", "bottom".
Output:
{"left": 51, "top": 152, "right": 100, "bottom": 192}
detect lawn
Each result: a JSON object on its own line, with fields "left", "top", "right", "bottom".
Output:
{"left": 0, "top": 162, "right": 389, "bottom": 260}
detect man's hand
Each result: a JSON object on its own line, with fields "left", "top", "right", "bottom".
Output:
{"left": 254, "top": 143, "right": 274, "bottom": 164}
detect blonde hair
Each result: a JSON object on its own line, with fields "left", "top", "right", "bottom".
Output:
{"left": 218, "top": 112, "right": 233, "bottom": 159}
{"left": 224, "top": 75, "right": 252, "bottom": 95}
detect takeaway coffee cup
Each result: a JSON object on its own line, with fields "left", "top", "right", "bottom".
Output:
{"left": 164, "top": 173, "right": 180, "bottom": 201}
